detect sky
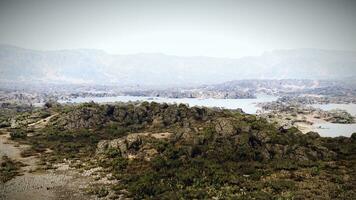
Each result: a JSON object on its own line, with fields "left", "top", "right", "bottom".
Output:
{"left": 0, "top": 0, "right": 356, "bottom": 58}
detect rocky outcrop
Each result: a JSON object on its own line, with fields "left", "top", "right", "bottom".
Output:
{"left": 7, "top": 101, "right": 337, "bottom": 164}
{"left": 325, "top": 109, "right": 355, "bottom": 124}
{"left": 52, "top": 102, "right": 220, "bottom": 130}
{"left": 97, "top": 132, "right": 174, "bottom": 161}
{"left": 214, "top": 118, "right": 237, "bottom": 136}
{"left": 54, "top": 103, "right": 107, "bottom": 129}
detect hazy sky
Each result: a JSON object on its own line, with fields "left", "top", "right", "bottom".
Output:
{"left": 0, "top": 0, "right": 355, "bottom": 58}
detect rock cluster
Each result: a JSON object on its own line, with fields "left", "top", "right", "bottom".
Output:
{"left": 94, "top": 112, "right": 337, "bottom": 163}
{"left": 37, "top": 102, "right": 338, "bottom": 164}
{"left": 97, "top": 132, "right": 174, "bottom": 161}
{"left": 53, "top": 102, "right": 219, "bottom": 130}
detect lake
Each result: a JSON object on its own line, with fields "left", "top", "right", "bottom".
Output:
{"left": 313, "top": 122, "right": 356, "bottom": 137}
{"left": 310, "top": 103, "right": 356, "bottom": 137}
{"left": 60, "top": 94, "right": 277, "bottom": 114}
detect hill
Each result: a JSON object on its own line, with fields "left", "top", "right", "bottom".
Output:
{"left": 2, "top": 102, "right": 355, "bottom": 199}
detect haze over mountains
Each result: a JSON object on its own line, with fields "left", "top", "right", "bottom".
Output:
{"left": 1, "top": 45, "right": 356, "bottom": 87}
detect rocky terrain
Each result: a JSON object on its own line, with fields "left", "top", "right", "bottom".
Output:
{"left": 258, "top": 97, "right": 356, "bottom": 135}
{"left": 1, "top": 79, "right": 356, "bottom": 106}
{"left": 0, "top": 102, "right": 355, "bottom": 199}
{"left": 277, "top": 96, "right": 356, "bottom": 106}
{"left": 260, "top": 101, "right": 355, "bottom": 123}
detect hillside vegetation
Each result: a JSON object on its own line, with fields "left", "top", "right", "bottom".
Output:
{"left": 2, "top": 102, "right": 355, "bottom": 199}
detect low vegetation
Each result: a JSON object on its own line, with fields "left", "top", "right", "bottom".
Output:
{"left": 10, "top": 129, "right": 27, "bottom": 139}
{"left": 2, "top": 102, "right": 355, "bottom": 199}
{"left": 0, "top": 156, "right": 24, "bottom": 183}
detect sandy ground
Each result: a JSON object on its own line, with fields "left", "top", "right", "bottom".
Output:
{"left": 28, "top": 114, "right": 58, "bottom": 129}
{"left": 293, "top": 114, "right": 326, "bottom": 134}
{"left": 0, "top": 129, "right": 95, "bottom": 200}
{"left": 1, "top": 114, "right": 206, "bottom": 200}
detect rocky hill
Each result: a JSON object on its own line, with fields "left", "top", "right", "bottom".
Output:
{"left": 1, "top": 102, "right": 355, "bottom": 199}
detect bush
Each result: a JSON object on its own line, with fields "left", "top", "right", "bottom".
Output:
{"left": 10, "top": 129, "right": 27, "bottom": 139}
{"left": 87, "top": 187, "right": 109, "bottom": 198}
{"left": 0, "top": 121, "right": 10, "bottom": 128}
{"left": 351, "top": 132, "right": 356, "bottom": 141}
{"left": 272, "top": 160, "right": 299, "bottom": 171}
{"left": 0, "top": 156, "right": 23, "bottom": 183}
{"left": 268, "top": 180, "right": 296, "bottom": 193}
{"left": 126, "top": 172, "right": 161, "bottom": 198}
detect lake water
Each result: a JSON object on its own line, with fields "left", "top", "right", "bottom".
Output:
{"left": 310, "top": 104, "right": 356, "bottom": 137}
{"left": 313, "top": 122, "right": 356, "bottom": 137}
{"left": 60, "top": 94, "right": 277, "bottom": 114}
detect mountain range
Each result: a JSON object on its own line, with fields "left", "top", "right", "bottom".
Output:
{"left": 0, "top": 44, "right": 356, "bottom": 87}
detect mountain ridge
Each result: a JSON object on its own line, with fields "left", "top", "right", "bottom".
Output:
{"left": 1, "top": 44, "right": 356, "bottom": 86}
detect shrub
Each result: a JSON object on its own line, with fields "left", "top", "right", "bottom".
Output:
{"left": 88, "top": 187, "right": 109, "bottom": 198}
{"left": 10, "top": 129, "right": 27, "bottom": 139}
{"left": 0, "top": 121, "right": 10, "bottom": 128}
{"left": 268, "top": 180, "right": 296, "bottom": 193}
{"left": 0, "top": 156, "right": 23, "bottom": 183}
{"left": 351, "top": 132, "right": 356, "bottom": 141}
{"left": 272, "top": 160, "right": 298, "bottom": 171}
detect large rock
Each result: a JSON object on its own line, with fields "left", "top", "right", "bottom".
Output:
{"left": 56, "top": 105, "right": 107, "bottom": 129}
{"left": 214, "top": 118, "right": 236, "bottom": 136}
{"left": 96, "top": 132, "right": 174, "bottom": 161}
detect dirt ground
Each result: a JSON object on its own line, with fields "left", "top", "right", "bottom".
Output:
{"left": 0, "top": 130, "right": 95, "bottom": 200}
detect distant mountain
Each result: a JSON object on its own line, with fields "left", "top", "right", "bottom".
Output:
{"left": 1, "top": 45, "right": 356, "bottom": 86}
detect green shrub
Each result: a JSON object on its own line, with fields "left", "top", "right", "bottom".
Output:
{"left": 0, "top": 121, "right": 10, "bottom": 128}
{"left": 0, "top": 156, "right": 23, "bottom": 183}
{"left": 88, "top": 187, "right": 109, "bottom": 198}
{"left": 10, "top": 129, "right": 27, "bottom": 139}
{"left": 272, "top": 160, "right": 298, "bottom": 171}
{"left": 268, "top": 180, "right": 296, "bottom": 193}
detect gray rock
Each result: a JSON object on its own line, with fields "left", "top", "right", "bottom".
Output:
{"left": 215, "top": 118, "right": 236, "bottom": 136}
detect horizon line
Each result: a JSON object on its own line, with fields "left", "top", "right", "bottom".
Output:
{"left": 1, "top": 43, "right": 356, "bottom": 59}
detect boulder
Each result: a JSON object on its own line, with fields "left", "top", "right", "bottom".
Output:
{"left": 96, "top": 132, "right": 173, "bottom": 160}
{"left": 96, "top": 140, "right": 109, "bottom": 154}
{"left": 215, "top": 118, "right": 236, "bottom": 136}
